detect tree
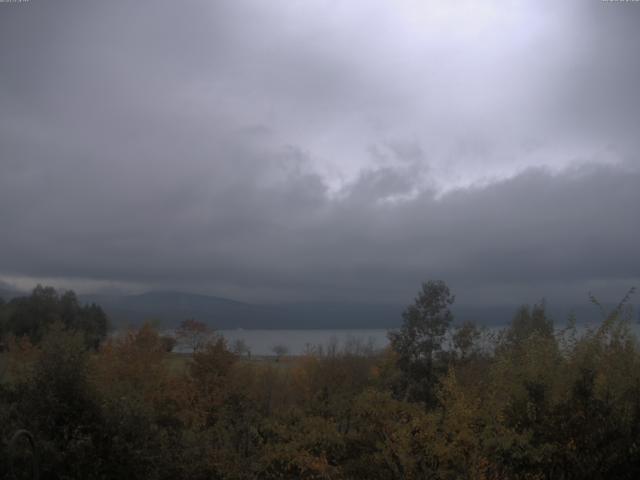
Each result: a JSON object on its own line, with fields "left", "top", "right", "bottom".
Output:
{"left": 232, "top": 338, "right": 251, "bottom": 358}
{"left": 175, "top": 318, "right": 210, "bottom": 353}
{"left": 452, "top": 320, "right": 482, "bottom": 362}
{"left": 388, "top": 280, "right": 455, "bottom": 405}
{"left": 501, "top": 301, "right": 553, "bottom": 353}
{"left": 5, "top": 285, "right": 59, "bottom": 342}
{"left": 15, "top": 323, "right": 103, "bottom": 477}
{"left": 188, "top": 336, "right": 238, "bottom": 427}
{"left": 272, "top": 344, "right": 289, "bottom": 362}
{"left": 3, "top": 286, "right": 108, "bottom": 348}
{"left": 0, "top": 298, "right": 7, "bottom": 344}
{"left": 160, "top": 335, "right": 177, "bottom": 352}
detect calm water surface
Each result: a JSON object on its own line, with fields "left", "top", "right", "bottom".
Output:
{"left": 216, "top": 329, "right": 389, "bottom": 356}
{"left": 169, "top": 322, "right": 640, "bottom": 356}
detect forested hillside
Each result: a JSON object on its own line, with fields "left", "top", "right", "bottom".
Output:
{"left": 1, "top": 282, "right": 639, "bottom": 479}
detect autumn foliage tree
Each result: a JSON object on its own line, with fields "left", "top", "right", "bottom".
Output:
{"left": 175, "top": 318, "right": 210, "bottom": 352}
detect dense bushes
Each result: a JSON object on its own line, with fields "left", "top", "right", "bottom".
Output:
{"left": 1, "top": 284, "right": 639, "bottom": 479}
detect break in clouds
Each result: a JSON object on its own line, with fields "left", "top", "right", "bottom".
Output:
{"left": 1, "top": 0, "right": 639, "bottom": 306}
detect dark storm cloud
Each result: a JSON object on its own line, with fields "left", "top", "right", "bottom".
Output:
{"left": 1, "top": 0, "right": 639, "bottom": 305}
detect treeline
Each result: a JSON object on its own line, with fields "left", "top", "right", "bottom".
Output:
{"left": 1, "top": 282, "right": 639, "bottom": 479}
{"left": 0, "top": 285, "right": 109, "bottom": 349}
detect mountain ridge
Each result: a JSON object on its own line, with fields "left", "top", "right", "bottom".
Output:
{"left": 78, "top": 290, "right": 403, "bottom": 329}
{"left": 2, "top": 288, "right": 630, "bottom": 329}
{"left": 77, "top": 290, "right": 621, "bottom": 330}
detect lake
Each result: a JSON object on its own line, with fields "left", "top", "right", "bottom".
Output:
{"left": 170, "top": 320, "right": 640, "bottom": 356}
{"left": 213, "top": 329, "right": 390, "bottom": 356}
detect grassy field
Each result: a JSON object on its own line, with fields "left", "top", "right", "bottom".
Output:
{"left": 165, "top": 351, "right": 295, "bottom": 375}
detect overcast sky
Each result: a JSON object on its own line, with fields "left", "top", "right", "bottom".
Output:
{"left": 1, "top": 0, "right": 639, "bottom": 307}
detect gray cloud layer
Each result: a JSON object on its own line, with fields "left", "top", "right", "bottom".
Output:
{"left": 1, "top": 0, "right": 639, "bottom": 306}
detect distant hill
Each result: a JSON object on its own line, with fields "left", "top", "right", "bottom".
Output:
{"left": 79, "top": 291, "right": 262, "bottom": 329}
{"left": 0, "top": 288, "right": 23, "bottom": 301}
{"left": 2, "top": 288, "right": 630, "bottom": 330}
{"left": 76, "top": 290, "right": 630, "bottom": 330}
{"left": 78, "top": 291, "right": 404, "bottom": 329}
